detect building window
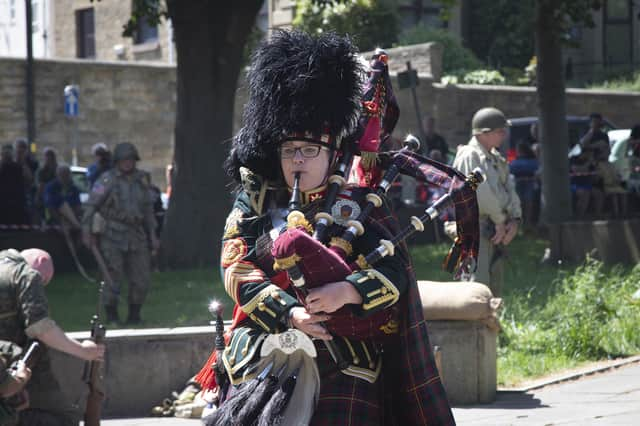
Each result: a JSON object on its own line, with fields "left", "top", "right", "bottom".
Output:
{"left": 603, "top": 0, "right": 632, "bottom": 66}
{"left": 75, "top": 8, "right": 96, "bottom": 59}
{"left": 134, "top": 16, "right": 159, "bottom": 44}
{"left": 133, "top": 0, "right": 159, "bottom": 45}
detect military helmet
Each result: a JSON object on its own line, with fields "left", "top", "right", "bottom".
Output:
{"left": 113, "top": 142, "right": 140, "bottom": 162}
{"left": 471, "top": 107, "right": 511, "bottom": 135}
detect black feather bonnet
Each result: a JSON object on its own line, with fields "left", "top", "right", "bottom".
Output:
{"left": 226, "top": 30, "right": 363, "bottom": 182}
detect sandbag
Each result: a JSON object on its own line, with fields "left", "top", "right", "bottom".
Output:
{"left": 417, "top": 280, "right": 502, "bottom": 331}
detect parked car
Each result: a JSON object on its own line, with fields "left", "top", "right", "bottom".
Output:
{"left": 71, "top": 166, "right": 90, "bottom": 203}
{"left": 506, "top": 115, "right": 616, "bottom": 161}
{"left": 608, "top": 129, "right": 632, "bottom": 181}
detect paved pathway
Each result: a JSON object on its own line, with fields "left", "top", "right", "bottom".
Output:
{"left": 100, "top": 361, "right": 640, "bottom": 425}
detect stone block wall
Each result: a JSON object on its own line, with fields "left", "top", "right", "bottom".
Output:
{"left": 49, "top": 322, "right": 495, "bottom": 418}
{"left": 2, "top": 42, "right": 639, "bottom": 189}
{"left": 0, "top": 57, "right": 176, "bottom": 186}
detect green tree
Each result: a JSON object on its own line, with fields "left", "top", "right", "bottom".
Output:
{"left": 534, "top": 0, "right": 601, "bottom": 253}
{"left": 110, "top": 0, "right": 264, "bottom": 268}
{"left": 465, "top": 0, "right": 535, "bottom": 69}
{"left": 293, "top": 0, "right": 400, "bottom": 51}
{"left": 436, "top": 0, "right": 601, "bottom": 255}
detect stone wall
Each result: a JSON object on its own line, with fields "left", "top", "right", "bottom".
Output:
{"left": 391, "top": 80, "right": 640, "bottom": 151}
{"left": 49, "top": 321, "right": 495, "bottom": 418}
{"left": 0, "top": 57, "right": 176, "bottom": 186}
{"left": 2, "top": 43, "right": 640, "bottom": 188}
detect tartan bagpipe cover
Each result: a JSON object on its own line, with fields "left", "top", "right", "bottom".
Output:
{"left": 379, "top": 149, "right": 480, "bottom": 276}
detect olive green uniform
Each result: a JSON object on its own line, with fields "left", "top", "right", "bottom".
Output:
{"left": 82, "top": 169, "right": 156, "bottom": 309}
{"left": 452, "top": 137, "right": 521, "bottom": 296}
{"left": 0, "top": 250, "right": 77, "bottom": 425}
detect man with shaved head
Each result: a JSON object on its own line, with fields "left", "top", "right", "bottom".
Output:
{"left": 0, "top": 248, "right": 104, "bottom": 425}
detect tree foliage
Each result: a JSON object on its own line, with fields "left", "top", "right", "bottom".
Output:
{"left": 293, "top": 0, "right": 400, "bottom": 51}
{"left": 465, "top": 0, "right": 535, "bottom": 69}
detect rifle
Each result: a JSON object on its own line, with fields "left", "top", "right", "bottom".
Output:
{"left": 89, "top": 240, "right": 116, "bottom": 291}
{"left": 82, "top": 282, "right": 106, "bottom": 426}
{"left": 1, "top": 341, "right": 43, "bottom": 415}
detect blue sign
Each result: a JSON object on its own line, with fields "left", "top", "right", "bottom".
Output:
{"left": 64, "top": 85, "right": 79, "bottom": 117}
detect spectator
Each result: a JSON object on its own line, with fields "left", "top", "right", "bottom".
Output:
{"left": 422, "top": 116, "right": 449, "bottom": 160}
{"left": 14, "top": 139, "right": 38, "bottom": 176}
{"left": 569, "top": 148, "right": 602, "bottom": 219}
{"left": 594, "top": 148, "right": 628, "bottom": 218}
{"left": 86, "top": 143, "right": 112, "bottom": 189}
{"left": 15, "top": 139, "right": 38, "bottom": 224}
{"left": 580, "top": 112, "right": 610, "bottom": 157}
{"left": 35, "top": 147, "right": 59, "bottom": 216}
{"left": 0, "top": 144, "right": 28, "bottom": 225}
{"left": 509, "top": 142, "right": 540, "bottom": 228}
{"left": 628, "top": 137, "right": 640, "bottom": 200}
{"left": 43, "top": 164, "right": 82, "bottom": 228}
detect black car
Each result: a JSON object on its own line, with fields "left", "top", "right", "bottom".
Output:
{"left": 506, "top": 115, "right": 616, "bottom": 161}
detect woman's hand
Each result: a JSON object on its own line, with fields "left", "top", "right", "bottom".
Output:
{"left": 306, "top": 281, "right": 363, "bottom": 314}
{"left": 288, "top": 307, "right": 332, "bottom": 340}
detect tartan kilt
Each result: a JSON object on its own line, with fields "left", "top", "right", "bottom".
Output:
{"left": 310, "top": 345, "right": 384, "bottom": 426}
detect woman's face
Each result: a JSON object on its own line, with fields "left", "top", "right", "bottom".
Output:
{"left": 280, "top": 140, "right": 332, "bottom": 192}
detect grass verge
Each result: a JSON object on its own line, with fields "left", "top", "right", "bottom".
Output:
{"left": 48, "top": 236, "right": 640, "bottom": 386}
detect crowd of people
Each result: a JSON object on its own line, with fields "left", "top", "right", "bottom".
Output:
{"left": 508, "top": 114, "right": 640, "bottom": 224}
{"left": 0, "top": 141, "right": 113, "bottom": 229}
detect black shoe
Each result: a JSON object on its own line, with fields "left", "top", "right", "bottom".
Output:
{"left": 126, "top": 304, "right": 143, "bottom": 325}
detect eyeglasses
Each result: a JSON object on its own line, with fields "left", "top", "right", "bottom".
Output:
{"left": 279, "top": 144, "right": 327, "bottom": 159}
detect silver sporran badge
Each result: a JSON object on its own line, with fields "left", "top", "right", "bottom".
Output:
{"left": 331, "top": 199, "right": 361, "bottom": 226}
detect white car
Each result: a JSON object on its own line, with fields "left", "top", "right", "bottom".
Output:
{"left": 608, "top": 129, "right": 632, "bottom": 181}
{"left": 70, "top": 166, "right": 90, "bottom": 203}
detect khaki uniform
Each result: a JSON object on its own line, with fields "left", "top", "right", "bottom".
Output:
{"left": 0, "top": 250, "right": 78, "bottom": 425}
{"left": 452, "top": 137, "right": 521, "bottom": 296}
{"left": 82, "top": 169, "right": 156, "bottom": 308}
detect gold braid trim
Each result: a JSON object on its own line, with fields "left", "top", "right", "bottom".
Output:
{"left": 355, "top": 254, "right": 370, "bottom": 270}
{"left": 273, "top": 253, "right": 301, "bottom": 271}
{"left": 330, "top": 237, "right": 353, "bottom": 257}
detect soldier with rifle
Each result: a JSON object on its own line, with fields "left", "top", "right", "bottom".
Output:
{"left": 0, "top": 248, "right": 104, "bottom": 425}
{"left": 82, "top": 142, "right": 159, "bottom": 325}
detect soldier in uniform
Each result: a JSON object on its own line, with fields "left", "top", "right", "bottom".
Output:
{"left": 82, "top": 142, "right": 158, "bottom": 324}
{"left": 452, "top": 107, "right": 522, "bottom": 296}
{"left": 0, "top": 248, "right": 104, "bottom": 425}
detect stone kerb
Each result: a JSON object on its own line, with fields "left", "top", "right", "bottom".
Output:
{"left": 49, "top": 326, "right": 214, "bottom": 418}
